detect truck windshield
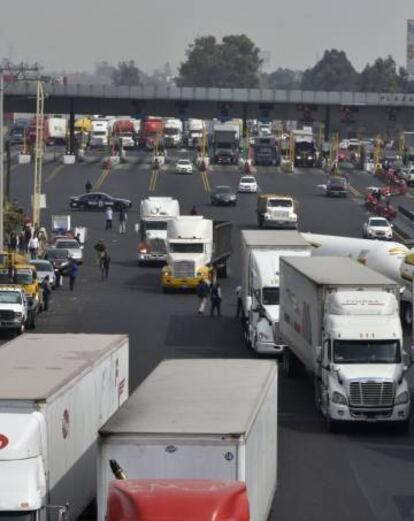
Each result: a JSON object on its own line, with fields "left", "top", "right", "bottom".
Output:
{"left": 333, "top": 340, "right": 401, "bottom": 364}
{"left": 145, "top": 221, "right": 168, "bottom": 231}
{"left": 170, "top": 243, "right": 204, "bottom": 253}
{"left": 268, "top": 199, "right": 292, "bottom": 207}
{"left": 15, "top": 270, "right": 34, "bottom": 285}
{"left": 262, "top": 287, "right": 279, "bottom": 305}
{"left": 0, "top": 292, "right": 21, "bottom": 304}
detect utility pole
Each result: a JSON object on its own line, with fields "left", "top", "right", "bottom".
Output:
{"left": 32, "top": 80, "right": 44, "bottom": 229}
{"left": 0, "top": 63, "right": 39, "bottom": 248}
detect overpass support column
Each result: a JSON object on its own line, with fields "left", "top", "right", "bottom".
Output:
{"left": 242, "top": 103, "right": 248, "bottom": 138}
{"left": 69, "top": 99, "right": 75, "bottom": 154}
{"left": 324, "top": 105, "right": 331, "bottom": 142}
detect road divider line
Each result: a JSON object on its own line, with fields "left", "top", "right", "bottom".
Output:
{"left": 93, "top": 168, "right": 110, "bottom": 191}
{"left": 149, "top": 169, "right": 158, "bottom": 191}
{"left": 200, "top": 171, "right": 210, "bottom": 192}
{"left": 45, "top": 164, "right": 65, "bottom": 184}
{"left": 349, "top": 184, "right": 362, "bottom": 198}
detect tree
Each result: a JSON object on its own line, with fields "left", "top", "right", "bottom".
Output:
{"left": 358, "top": 56, "right": 402, "bottom": 92}
{"left": 265, "top": 68, "right": 302, "bottom": 90}
{"left": 301, "top": 50, "right": 358, "bottom": 91}
{"left": 112, "top": 60, "right": 142, "bottom": 87}
{"left": 177, "top": 35, "right": 261, "bottom": 88}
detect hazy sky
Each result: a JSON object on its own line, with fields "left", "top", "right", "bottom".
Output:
{"left": 1, "top": 0, "right": 413, "bottom": 74}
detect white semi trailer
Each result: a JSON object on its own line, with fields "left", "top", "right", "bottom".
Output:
{"left": 280, "top": 256, "right": 411, "bottom": 431}
{"left": 0, "top": 334, "right": 129, "bottom": 521}
{"left": 240, "top": 230, "right": 311, "bottom": 354}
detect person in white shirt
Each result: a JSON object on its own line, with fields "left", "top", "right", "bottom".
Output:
{"left": 105, "top": 206, "right": 113, "bottom": 230}
{"left": 28, "top": 235, "right": 39, "bottom": 259}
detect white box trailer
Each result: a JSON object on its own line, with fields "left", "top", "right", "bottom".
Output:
{"left": 98, "top": 359, "right": 278, "bottom": 521}
{"left": 241, "top": 230, "right": 311, "bottom": 354}
{"left": 0, "top": 334, "right": 129, "bottom": 521}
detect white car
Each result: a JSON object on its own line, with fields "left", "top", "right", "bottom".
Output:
{"left": 175, "top": 159, "right": 193, "bottom": 174}
{"left": 54, "top": 238, "right": 83, "bottom": 263}
{"left": 238, "top": 176, "right": 258, "bottom": 193}
{"left": 362, "top": 217, "right": 393, "bottom": 240}
{"left": 30, "top": 260, "right": 56, "bottom": 289}
{"left": 399, "top": 168, "right": 414, "bottom": 186}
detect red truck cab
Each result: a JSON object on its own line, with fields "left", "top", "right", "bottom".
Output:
{"left": 106, "top": 480, "right": 249, "bottom": 521}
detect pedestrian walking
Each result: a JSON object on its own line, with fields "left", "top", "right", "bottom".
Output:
{"left": 118, "top": 208, "right": 128, "bottom": 233}
{"left": 85, "top": 179, "right": 92, "bottom": 193}
{"left": 100, "top": 252, "right": 111, "bottom": 280}
{"left": 235, "top": 285, "right": 242, "bottom": 318}
{"left": 41, "top": 275, "right": 51, "bottom": 311}
{"left": 28, "top": 235, "right": 39, "bottom": 259}
{"left": 68, "top": 258, "right": 79, "bottom": 291}
{"left": 18, "top": 231, "right": 26, "bottom": 253}
{"left": 105, "top": 206, "right": 113, "bottom": 230}
{"left": 8, "top": 232, "right": 17, "bottom": 252}
{"left": 196, "top": 278, "right": 210, "bottom": 314}
{"left": 210, "top": 282, "right": 222, "bottom": 317}
{"left": 190, "top": 205, "right": 198, "bottom": 216}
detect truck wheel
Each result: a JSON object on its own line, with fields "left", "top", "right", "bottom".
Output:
{"left": 243, "top": 324, "right": 252, "bottom": 348}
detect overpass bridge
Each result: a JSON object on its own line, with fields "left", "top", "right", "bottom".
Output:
{"left": 5, "top": 82, "right": 414, "bottom": 141}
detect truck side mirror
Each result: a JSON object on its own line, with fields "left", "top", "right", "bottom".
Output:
{"left": 246, "top": 296, "right": 252, "bottom": 311}
{"left": 315, "top": 345, "right": 322, "bottom": 364}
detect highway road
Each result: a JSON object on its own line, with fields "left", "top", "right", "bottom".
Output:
{"left": 7, "top": 148, "right": 414, "bottom": 521}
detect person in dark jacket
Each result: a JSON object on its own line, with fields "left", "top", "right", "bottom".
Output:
{"left": 210, "top": 282, "right": 222, "bottom": 317}
{"left": 196, "top": 279, "right": 210, "bottom": 314}
{"left": 41, "top": 275, "right": 51, "bottom": 311}
{"left": 68, "top": 258, "right": 79, "bottom": 291}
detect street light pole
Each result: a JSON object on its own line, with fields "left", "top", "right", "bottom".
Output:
{"left": 32, "top": 80, "right": 44, "bottom": 229}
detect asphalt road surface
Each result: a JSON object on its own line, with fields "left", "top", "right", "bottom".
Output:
{"left": 7, "top": 148, "right": 414, "bottom": 521}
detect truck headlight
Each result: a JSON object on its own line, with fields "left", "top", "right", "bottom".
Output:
{"left": 395, "top": 391, "right": 410, "bottom": 405}
{"left": 331, "top": 391, "right": 347, "bottom": 405}
{"left": 15, "top": 312, "right": 22, "bottom": 318}
{"left": 258, "top": 332, "right": 270, "bottom": 341}
{"left": 296, "top": 155, "right": 301, "bottom": 160}
{"left": 308, "top": 155, "right": 313, "bottom": 160}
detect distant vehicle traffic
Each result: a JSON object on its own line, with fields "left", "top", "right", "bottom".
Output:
{"left": 175, "top": 159, "right": 193, "bottom": 174}
{"left": 70, "top": 192, "right": 132, "bottom": 210}
{"left": 211, "top": 185, "right": 237, "bottom": 206}
{"left": 362, "top": 217, "right": 393, "bottom": 240}
{"left": 238, "top": 176, "right": 258, "bottom": 193}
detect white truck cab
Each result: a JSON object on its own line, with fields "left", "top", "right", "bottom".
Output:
{"left": 257, "top": 195, "right": 298, "bottom": 228}
{"left": 280, "top": 256, "right": 411, "bottom": 431}
{"left": 0, "top": 285, "right": 28, "bottom": 334}
{"left": 137, "top": 197, "right": 180, "bottom": 264}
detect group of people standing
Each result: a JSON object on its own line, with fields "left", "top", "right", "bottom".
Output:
{"left": 105, "top": 206, "right": 128, "bottom": 233}
{"left": 8, "top": 224, "right": 48, "bottom": 259}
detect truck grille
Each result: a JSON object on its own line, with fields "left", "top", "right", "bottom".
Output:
{"left": 349, "top": 381, "right": 394, "bottom": 407}
{"left": 0, "top": 310, "right": 14, "bottom": 320}
{"left": 172, "top": 260, "right": 195, "bottom": 278}
{"left": 149, "top": 238, "right": 167, "bottom": 254}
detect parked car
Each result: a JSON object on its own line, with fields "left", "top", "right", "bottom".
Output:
{"left": 362, "top": 217, "right": 393, "bottom": 240}
{"left": 210, "top": 185, "right": 237, "bottom": 206}
{"left": 69, "top": 192, "right": 132, "bottom": 210}
{"left": 0, "top": 285, "right": 28, "bottom": 334}
{"left": 54, "top": 239, "right": 83, "bottom": 263}
{"left": 44, "top": 248, "right": 71, "bottom": 275}
{"left": 175, "top": 159, "right": 193, "bottom": 174}
{"left": 30, "top": 260, "right": 56, "bottom": 289}
{"left": 238, "top": 176, "right": 258, "bottom": 193}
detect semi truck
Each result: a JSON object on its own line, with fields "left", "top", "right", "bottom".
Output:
{"left": 97, "top": 359, "right": 278, "bottom": 521}
{"left": 301, "top": 232, "right": 414, "bottom": 326}
{"left": 186, "top": 119, "right": 204, "bottom": 148}
{"left": 161, "top": 216, "right": 232, "bottom": 290}
{"left": 257, "top": 194, "right": 298, "bottom": 228}
{"left": 163, "top": 119, "right": 183, "bottom": 147}
{"left": 279, "top": 256, "right": 411, "bottom": 431}
{"left": 0, "top": 333, "right": 129, "bottom": 521}
{"left": 293, "top": 129, "right": 316, "bottom": 167}
{"left": 252, "top": 136, "right": 278, "bottom": 166}
{"left": 139, "top": 117, "right": 163, "bottom": 150}
{"left": 137, "top": 197, "right": 180, "bottom": 264}
{"left": 47, "top": 116, "right": 67, "bottom": 145}
{"left": 89, "top": 119, "right": 109, "bottom": 148}
{"left": 211, "top": 123, "right": 240, "bottom": 164}
{"left": 240, "top": 230, "right": 311, "bottom": 354}
{"left": 112, "top": 119, "right": 135, "bottom": 149}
